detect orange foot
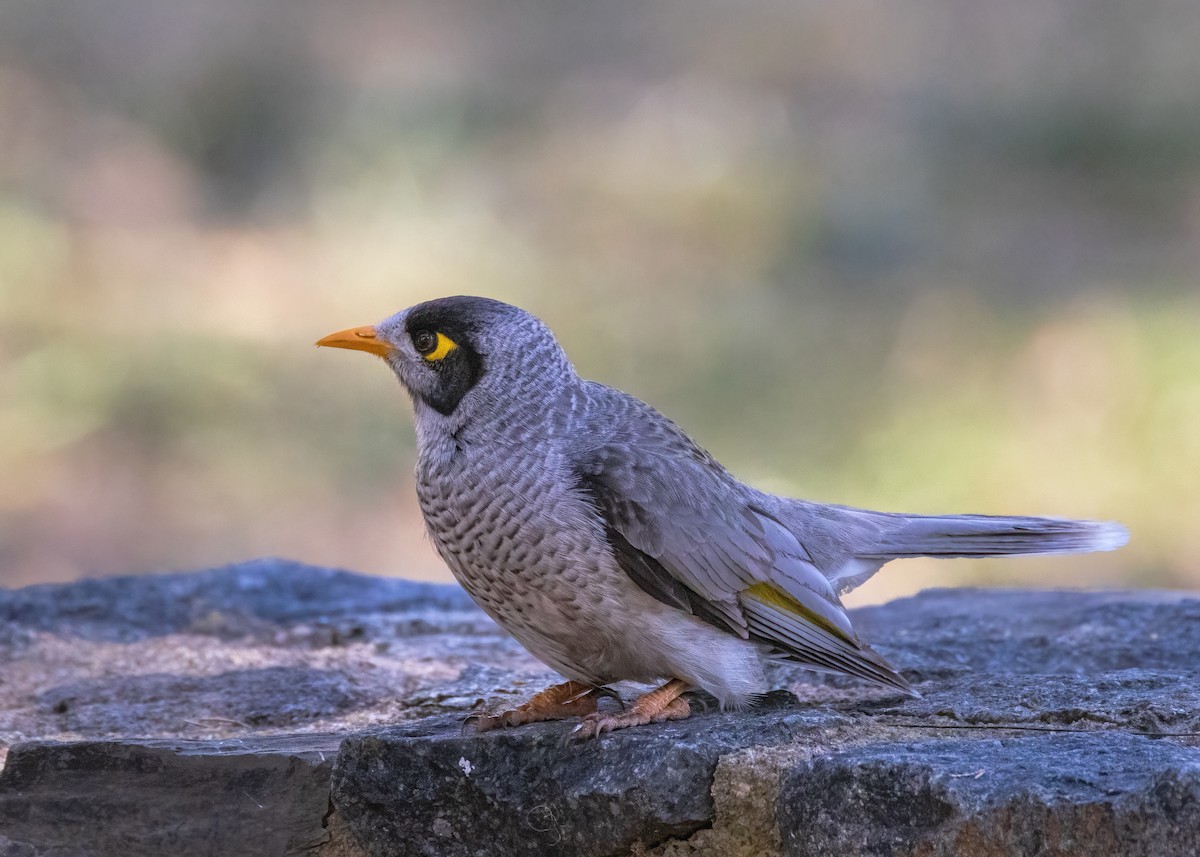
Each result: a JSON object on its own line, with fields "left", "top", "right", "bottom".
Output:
{"left": 466, "top": 681, "right": 619, "bottom": 732}
{"left": 572, "top": 678, "right": 691, "bottom": 739}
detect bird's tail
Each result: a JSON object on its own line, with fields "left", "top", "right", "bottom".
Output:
{"left": 861, "top": 513, "right": 1129, "bottom": 561}
{"left": 770, "top": 500, "right": 1128, "bottom": 595}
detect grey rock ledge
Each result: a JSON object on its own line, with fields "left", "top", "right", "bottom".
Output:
{"left": 0, "top": 559, "right": 1197, "bottom": 856}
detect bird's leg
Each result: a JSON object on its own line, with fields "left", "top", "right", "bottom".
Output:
{"left": 572, "top": 678, "right": 691, "bottom": 739}
{"left": 466, "top": 681, "right": 614, "bottom": 732}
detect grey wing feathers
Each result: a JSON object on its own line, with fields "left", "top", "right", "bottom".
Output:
{"left": 741, "top": 596, "right": 912, "bottom": 693}
{"left": 572, "top": 384, "right": 913, "bottom": 694}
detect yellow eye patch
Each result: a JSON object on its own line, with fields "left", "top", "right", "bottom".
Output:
{"left": 423, "top": 332, "right": 458, "bottom": 362}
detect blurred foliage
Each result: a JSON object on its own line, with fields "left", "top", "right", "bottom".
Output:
{"left": 1, "top": 1, "right": 1198, "bottom": 602}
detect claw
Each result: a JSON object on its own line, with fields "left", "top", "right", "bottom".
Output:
{"left": 587, "top": 686, "right": 626, "bottom": 711}
{"left": 462, "top": 710, "right": 501, "bottom": 734}
{"left": 562, "top": 721, "right": 589, "bottom": 748}
{"left": 461, "top": 680, "right": 603, "bottom": 733}
{"left": 681, "top": 690, "right": 718, "bottom": 713}
{"left": 569, "top": 679, "right": 692, "bottom": 740}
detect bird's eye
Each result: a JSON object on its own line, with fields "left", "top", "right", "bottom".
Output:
{"left": 412, "top": 330, "right": 437, "bottom": 355}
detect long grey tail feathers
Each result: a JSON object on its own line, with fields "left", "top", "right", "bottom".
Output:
{"left": 767, "top": 498, "right": 1128, "bottom": 594}
{"left": 863, "top": 513, "right": 1129, "bottom": 561}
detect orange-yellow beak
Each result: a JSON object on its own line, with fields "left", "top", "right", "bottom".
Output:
{"left": 315, "top": 325, "right": 394, "bottom": 358}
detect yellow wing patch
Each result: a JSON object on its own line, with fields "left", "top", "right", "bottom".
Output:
{"left": 743, "top": 582, "right": 854, "bottom": 644}
{"left": 423, "top": 332, "right": 459, "bottom": 362}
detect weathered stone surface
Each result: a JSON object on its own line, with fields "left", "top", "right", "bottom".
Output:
{"left": 866, "top": 669, "right": 1200, "bottom": 734}
{"left": 322, "top": 588, "right": 1200, "bottom": 857}
{"left": 0, "top": 733, "right": 340, "bottom": 857}
{"left": 330, "top": 693, "right": 812, "bottom": 857}
{"left": 0, "top": 557, "right": 476, "bottom": 642}
{"left": 0, "top": 563, "right": 1197, "bottom": 857}
{"left": 779, "top": 733, "right": 1200, "bottom": 857}
{"left": 0, "top": 559, "right": 545, "bottom": 757}
{"left": 852, "top": 587, "right": 1200, "bottom": 677}
{"left": 0, "top": 560, "right": 537, "bottom": 857}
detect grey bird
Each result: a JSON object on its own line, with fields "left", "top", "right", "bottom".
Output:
{"left": 317, "top": 296, "right": 1128, "bottom": 736}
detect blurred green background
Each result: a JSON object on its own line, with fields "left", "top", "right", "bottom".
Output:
{"left": 1, "top": 1, "right": 1197, "bottom": 605}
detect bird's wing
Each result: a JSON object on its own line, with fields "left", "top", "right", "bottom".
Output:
{"left": 572, "top": 387, "right": 911, "bottom": 693}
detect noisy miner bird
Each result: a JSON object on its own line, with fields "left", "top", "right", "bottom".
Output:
{"left": 318, "top": 296, "right": 1127, "bottom": 737}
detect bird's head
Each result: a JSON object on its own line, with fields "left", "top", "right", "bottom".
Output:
{"left": 317, "top": 296, "right": 575, "bottom": 422}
